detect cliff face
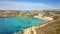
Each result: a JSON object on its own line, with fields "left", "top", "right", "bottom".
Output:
{"left": 0, "top": 10, "right": 38, "bottom": 17}
{"left": 17, "top": 18, "right": 60, "bottom": 34}
{"left": 0, "top": 10, "right": 19, "bottom": 17}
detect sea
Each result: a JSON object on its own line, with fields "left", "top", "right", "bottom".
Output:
{"left": 0, "top": 17, "right": 44, "bottom": 34}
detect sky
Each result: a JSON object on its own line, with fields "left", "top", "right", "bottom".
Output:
{"left": 0, "top": 0, "right": 60, "bottom": 10}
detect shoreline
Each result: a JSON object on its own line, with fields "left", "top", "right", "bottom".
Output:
{"left": 16, "top": 17, "right": 50, "bottom": 34}
{"left": 20, "top": 18, "right": 57, "bottom": 34}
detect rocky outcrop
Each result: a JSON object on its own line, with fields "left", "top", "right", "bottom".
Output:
{"left": 0, "top": 10, "right": 38, "bottom": 17}
{"left": 0, "top": 10, "right": 19, "bottom": 17}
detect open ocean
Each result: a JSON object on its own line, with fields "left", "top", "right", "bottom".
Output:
{"left": 0, "top": 17, "right": 44, "bottom": 34}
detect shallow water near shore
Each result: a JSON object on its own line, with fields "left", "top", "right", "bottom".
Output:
{"left": 0, "top": 17, "right": 44, "bottom": 34}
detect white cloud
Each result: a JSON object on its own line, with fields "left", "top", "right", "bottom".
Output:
{"left": 0, "top": 1, "right": 53, "bottom": 10}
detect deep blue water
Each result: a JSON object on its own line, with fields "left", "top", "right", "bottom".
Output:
{"left": 0, "top": 17, "right": 44, "bottom": 34}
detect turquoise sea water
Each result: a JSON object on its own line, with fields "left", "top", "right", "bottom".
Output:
{"left": 0, "top": 17, "right": 44, "bottom": 34}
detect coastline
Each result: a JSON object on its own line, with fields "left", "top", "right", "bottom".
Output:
{"left": 16, "top": 18, "right": 50, "bottom": 34}
{"left": 19, "top": 18, "right": 57, "bottom": 34}
{"left": 0, "top": 10, "right": 60, "bottom": 34}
